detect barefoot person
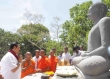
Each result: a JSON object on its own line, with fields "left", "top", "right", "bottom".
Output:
{"left": 1, "top": 42, "right": 22, "bottom": 79}
{"left": 21, "top": 52, "right": 36, "bottom": 78}
{"left": 71, "top": 2, "right": 110, "bottom": 79}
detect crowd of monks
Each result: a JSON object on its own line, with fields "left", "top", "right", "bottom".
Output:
{"left": 21, "top": 48, "right": 58, "bottom": 78}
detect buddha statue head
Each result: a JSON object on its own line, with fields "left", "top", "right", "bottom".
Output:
{"left": 88, "top": 2, "right": 108, "bottom": 21}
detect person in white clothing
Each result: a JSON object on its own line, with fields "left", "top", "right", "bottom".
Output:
{"left": 58, "top": 51, "right": 63, "bottom": 60}
{"left": 62, "top": 47, "right": 71, "bottom": 64}
{"left": 72, "top": 47, "right": 81, "bottom": 58}
{"left": 32, "top": 50, "right": 40, "bottom": 69}
{"left": 79, "top": 46, "right": 86, "bottom": 54}
{"left": 1, "top": 42, "right": 22, "bottom": 79}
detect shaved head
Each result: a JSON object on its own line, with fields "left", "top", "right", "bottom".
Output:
{"left": 40, "top": 50, "right": 46, "bottom": 57}
{"left": 35, "top": 50, "right": 40, "bottom": 52}
{"left": 25, "top": 52, "right": 32, "bottom": 60}
{"left": 26, "top": 52, "right": 31, "bottom": 55}
{"left": 40, "top": 50, "right": 45, "bottom": 53}
{"left": 50, "top": 49, "right": 55, "bottom": 56}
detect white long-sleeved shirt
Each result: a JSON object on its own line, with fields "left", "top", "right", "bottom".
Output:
{"left": 62, "top": 52, "right": 71, "bottom": 61}
{"left": 32, "top": 56, "right": 41, "bottom": 69}
{"left": 1, "top": 52, "right": 21, "bottom": 79}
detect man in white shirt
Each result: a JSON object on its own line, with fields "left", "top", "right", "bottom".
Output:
{"left": 1, "top": 42, "right": 22, "bottom": 79}
{"left": 32, "top": 50, "right": 40, "bottom": 69}
{"left": 62, "top": 47, "right": 71, "bottom": 63}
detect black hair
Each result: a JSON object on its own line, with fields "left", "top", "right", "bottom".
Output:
{"left": 10, "top": 42, "right": 19, "bottom": 50}
{"left": 76, "top": 46, "right": 80, "bottom": 50}
{"left": 73, "top": 46, "right": 80, "bottom": 51}
{"left": 73, "top": 47, "right": 77, "bottom": 51}
{"left": 64, "top": 47, "right": 68, "bottom": 50}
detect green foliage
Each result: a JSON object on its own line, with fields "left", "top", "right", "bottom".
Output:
{"left": 102, "top": 0, "right": 110, "bottom": 17}
{"left": 60, "top": 20, "right": 72, "bottom": 46}
{"left": 1, "top": 0, "right": 110, "bottom": 58}
{"left": 0, "top": 28, "right": 21, "bottom": 54}
{"left": 17, "top": 23, "right": 50, "bottom": 56}
{"left": 44, "top": 40, "right": 63, "bottom": 56}
{"left": 60, "top": 0, "right": 110, "bottom": 50}
{"left": 60, "top": 1, "right": 93, "bottom": 50}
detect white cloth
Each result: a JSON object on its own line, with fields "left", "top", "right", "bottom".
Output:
{"left": 1, "top": 52, "right": 21, "bottom": 79}
{"left": 58, "top": 55, "right": 63, "bottom": 60}
{"left": 62, "top": 52, "right": 71, "bottom": 61}
{"left": 32, "top": 56, "right": 40, "bottom": 69}
{"left": 73, "top": 51, "right": 81, "bottom": 57}
{"left": 79, "top": 50, "right": 86, "bottom": 54}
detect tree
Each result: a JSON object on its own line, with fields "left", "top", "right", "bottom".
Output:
{"left": 51, "top": 16, "right": 62, "bottom": 42}
{"left": 44, "top": 40, "right": 63, "bottom": 55}
{"left": 24, "top": 9, "right": 44, "bottom": 24}
{"left": 0, "top": 28, "right": 21, "bottom": 55}
{"left": 17, "top": 24, "right": 50, "bottom": 56}
{"left": 60, "top": 1, "right": 93, "bottom": 50}
{"left": 101, "top": 0, "right": 110, "bottom": 17}
{"left": 60, "top": 20, "right": 72, "bottom": 46}
{"left": 16, "top": 10, "right": 50, "bottom": 56}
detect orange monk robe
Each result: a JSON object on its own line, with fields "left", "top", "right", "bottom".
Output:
{"left": 49, "top": 55, "right": 58, "bottom": 72}
{"left": 21, "top": 59, "right": 36, "bottom": 78}
{"left": 38, "top": 56, "right": 50, "bottom": 72}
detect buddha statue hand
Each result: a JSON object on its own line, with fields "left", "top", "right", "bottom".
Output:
{"left": 81, "top": 52, "right": 90, "bottom": 57}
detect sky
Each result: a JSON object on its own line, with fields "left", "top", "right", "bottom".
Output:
{"left": 0, "top": 0, "right": 101, "bottom": 33}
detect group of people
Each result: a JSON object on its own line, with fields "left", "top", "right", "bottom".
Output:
{"left": 21, "top": 45, "right": 84, "bottom": 78}
{"left": 0, "top": 42, "right": 84, "bottom": 79}
{"left": 58, "top": 46, "right": 84, "bottom": 63}
{"left": 21, "top": 48, "right": 58, "bottom": 78}
{"left": 0, "top": 2, "right": 109, "bottom": 79}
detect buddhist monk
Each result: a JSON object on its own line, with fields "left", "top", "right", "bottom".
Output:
{"left": 37, "top": 50, "right": 50, "bottom": 72}
{"left": 21, "top": 52, "right": 36, "bottom": 78}
{"left": 48, "top": 49, "right": 58, "bottom": 72}
{"left": 71, "top": 2, "right": 110, "bottom": 79}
